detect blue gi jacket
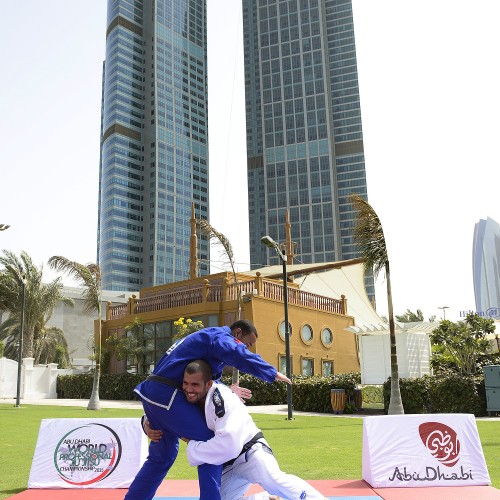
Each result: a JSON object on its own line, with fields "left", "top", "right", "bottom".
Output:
{"left": 153, "top": 325, "right": 277, "bottom": 383}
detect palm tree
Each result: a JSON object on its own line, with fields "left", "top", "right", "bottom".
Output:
{"left": 396, "top": 308, "right": 424, "bottom": 323}
{"left": 33, "top": 326, "right": 71, "bottom": 366}
{"left": 350, "top": 194, "right": 404, "bottom": 415}
{"left": 0, "top": 250, "right": 71, "bottom": 358}
{"left": 196, "top": 218, "right": 241, "bottom": 384}
{"left": 48, "top": 256, "right": 102, "bottom": 410}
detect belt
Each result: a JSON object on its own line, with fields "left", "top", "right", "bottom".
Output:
{"left": 223, "top": 431, "right": 264, "bottom": 468}
{"left": 147, "top": 374, "right": 182, "bottom": 390}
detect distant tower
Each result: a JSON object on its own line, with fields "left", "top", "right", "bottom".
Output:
{"left": 242, "top": 0, "right": 373, "bottom": 298}
{"left": 473, "top": 217, "right": 500, "bottom": 317}
{"left": 97, "top": 0, "right": 210, "bottom": 291}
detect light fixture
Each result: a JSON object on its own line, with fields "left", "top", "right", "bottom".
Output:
{"left": 261, "top": 235, "right": 292, "bottom": 420}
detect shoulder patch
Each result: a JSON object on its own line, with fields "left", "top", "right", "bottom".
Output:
{"left": 212, "top": 387, "right": 225, "bottom": 418}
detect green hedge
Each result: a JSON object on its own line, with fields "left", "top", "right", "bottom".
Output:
{"left": 221, "top": 372, "right": 360, "bottom": 413}
{"left": 382, "top": 373, "right": 487, "bottom": 416}
{"left": 58, "top": 371, "right": 361, "bottom": 413}
{"left": 57, "top": 373, "right": 147, "bottom": 400}
{"left": 58, "top": 370, "right": 490, "bottom": 416}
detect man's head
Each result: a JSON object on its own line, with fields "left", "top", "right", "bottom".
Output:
{"left": 230, "top": 319, "right": 258, "bottom": 348}
{"left": 183, "top": 359, "right": 213, "bottom": 404}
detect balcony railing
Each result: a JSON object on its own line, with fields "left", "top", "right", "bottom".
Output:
{"left": 107, "top": 273, "right": 346, "bottom": 321}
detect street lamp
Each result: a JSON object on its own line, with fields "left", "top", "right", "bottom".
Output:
{"left": 261, "top": 235, "right": 293, "bottom": 420}
{"left": 438, "top": 306, "right": 449, "bottom": 320}
{"left": 15, "top": 275, "right": 26, "bottom": 408}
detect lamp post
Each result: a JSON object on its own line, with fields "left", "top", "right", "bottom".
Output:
{"left": 261, "top": 235, "right": 293, "bottom": 420}
{"left": 15, "top": 275, "right": 26, "bottom": 408}
{"left": 438, "top": 306, "right": 449, "bottom": 320}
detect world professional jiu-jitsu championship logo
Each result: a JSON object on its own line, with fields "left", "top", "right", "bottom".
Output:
{"left": 53, "top": 423, "right": 122, "bottom": 485}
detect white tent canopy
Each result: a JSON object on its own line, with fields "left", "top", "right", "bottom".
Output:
{"left": 247, "top": 260, "right": 387, "bottom": 330}
{"left": 246, "top": 261, "right": 435, "bottom": 383}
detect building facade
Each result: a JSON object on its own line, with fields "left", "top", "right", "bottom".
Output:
{"left": 243, "top": 0, "right": 373, "bottom": 296}
{"left": 473, "top": 217, "right": 500, "bottom": 318}
{"left": 102, "top": 270, "right": 359, "bottom": 377}
{"left": 97, "top": 0, "right": 210, "bottom": 291}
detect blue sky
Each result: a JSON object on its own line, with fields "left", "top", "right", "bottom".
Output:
{"left": 1, "top": 1, "right": 499, "bottom": 322}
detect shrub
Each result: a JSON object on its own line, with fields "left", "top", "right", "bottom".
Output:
{"left": 361, "top": 385, "right": 383, "bottom": 404}
{"left": 383, "top": 373, "right": 487, "bottom": 416}
{"left": 57, "top": 371, "right": 363, "bottom": 414}
{"left": 57, "top": 373, "right": 147, "bottom": 400}
{"left": 225, "top": 372, "right": 361, "bottom": 413}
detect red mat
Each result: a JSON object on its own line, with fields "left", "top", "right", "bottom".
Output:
{"left": 374, "top": 485, "right": 500, "bottom": 500}
{"left": 7, "top": 479, "right": 500, "bottom": 499}
{"left": 6, "top": 480, "right": 377, "bottom": 499}
{"left": 154, "top": 478, "right": 377, "bottom": 497}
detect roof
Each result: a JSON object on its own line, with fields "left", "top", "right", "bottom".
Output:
{"left": 246, "top": 260, "right": 388, "bottom": 330}
{"left": 246, "top": 261, "right": 441, "bottom": 335}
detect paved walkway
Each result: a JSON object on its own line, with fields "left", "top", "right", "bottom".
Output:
{"left": 3, "top": 398, "right": 500, "bottom": 420}
{"left": 3, "top": 397, "right": 359, "bottom": 417}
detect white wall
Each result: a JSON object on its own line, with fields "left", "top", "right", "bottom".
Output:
{"left": 358, "top": 332, "right": 432, "bottom": 384}
{"left": 0, "top": 357, "right": 84, "bottom": 400}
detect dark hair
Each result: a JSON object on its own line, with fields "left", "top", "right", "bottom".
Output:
{"left": 185, "top": 359, "right": 213, "bottom": 382}
{"left": 230, "top": 319, "right": 258, "bottom": 338}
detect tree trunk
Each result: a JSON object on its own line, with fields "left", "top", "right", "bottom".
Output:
{"left": 23, "top": 327, "right": 34, "bottom": 359}
{"left": 87, "top": 363, "right": 101, "bottom": 410}
{"left": 386, "top": 262, "right": 404, "bottom": 415}
{"left": 88, "top": 317, "right": 102, "bottom": 410}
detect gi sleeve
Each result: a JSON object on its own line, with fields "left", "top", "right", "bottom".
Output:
{"left": 211, "top": 332, "right": 277, "bottom": 383}
{"left": 185, "top": 386, "right": 248, "bottom": 466}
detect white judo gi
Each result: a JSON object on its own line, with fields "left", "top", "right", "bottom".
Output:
{"left": 185, "top": 383, "right": 325, "bottom": 500}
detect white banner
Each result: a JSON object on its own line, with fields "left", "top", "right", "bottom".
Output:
{"left": 28, "top": 418, "right": 148, "bottom": 489}
{"left": 362, "top": 414, "right": 491, "bottom": 488}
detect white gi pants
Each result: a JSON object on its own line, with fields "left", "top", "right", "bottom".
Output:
{"left": 220, "top": 440, "right": 324, "bottom": 500}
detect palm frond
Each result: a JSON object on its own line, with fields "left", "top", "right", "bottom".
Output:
{"left": 48, "top": 256, "right": 101, "bottom": 315}
{"left": 350, "top": 194, "right": 388, "bottom": 278}
{"left": 196, "top": 219, "right": 235, "bottom": 271}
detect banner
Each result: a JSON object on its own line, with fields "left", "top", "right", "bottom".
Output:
{"left": 28, "top": 418, "right": 148, "bottom": 489}
{"left": 362, "top": 414, "right": 490, "bottom": 488}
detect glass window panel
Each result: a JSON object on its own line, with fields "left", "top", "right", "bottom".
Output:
{"left": 301, "top": 324, "right": 313, "bottom": 343}
{"left": 302, "top": 358, "right": 314, "bottom": 376}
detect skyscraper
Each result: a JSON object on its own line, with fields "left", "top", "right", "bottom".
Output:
{"left": 473, "top": 217, "right": 500, "bottom": 318}
{"left": 97, "top": 0, "right": 210, "bottom": 291}
{"left": 243, "top": 0, "right": 373, "bottom": 296}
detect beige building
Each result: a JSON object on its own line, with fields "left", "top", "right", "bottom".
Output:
{"left": 102, "top": 266, "right": 361, "bottom": 377}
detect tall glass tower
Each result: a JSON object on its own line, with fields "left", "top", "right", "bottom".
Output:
{"left": 97, "top": 0, "right": 210, "bottom": 291}
{"left": 243, "top": 0, "right": 373, "bottom": 296}
{"left": 473, "top": 217, "right": 500, "bottom": 318}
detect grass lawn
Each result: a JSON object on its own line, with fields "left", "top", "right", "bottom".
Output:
{"left": 1, "top": 404, "right": 499, "bottom": 500}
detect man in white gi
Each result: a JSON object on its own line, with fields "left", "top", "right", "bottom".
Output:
{"left": 146, "top": 359, "right": 326, "bottom": 500}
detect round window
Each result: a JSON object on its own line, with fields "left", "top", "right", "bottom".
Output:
{"left": 301, "top": 324, "right": 313, "bottom": 343}
{"left": 321, "top": 327, "right": 333, "bottom": 346}
{"left": 278, "top": 321, "right": 292, "bottom": 341}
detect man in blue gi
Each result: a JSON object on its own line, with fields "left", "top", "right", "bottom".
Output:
{"left": 124, "top": 319, "right": 291, "bottom": 500}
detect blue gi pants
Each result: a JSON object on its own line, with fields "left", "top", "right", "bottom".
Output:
{"left": 125, "top": 380, "right": 221, "bottom": 500}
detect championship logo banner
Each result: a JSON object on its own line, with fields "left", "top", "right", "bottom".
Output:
{"left": 362, "top": 414, "right": 491, "bottom": 488}
{"left": 28, "top": 418, "right": 148, "bottom": 489}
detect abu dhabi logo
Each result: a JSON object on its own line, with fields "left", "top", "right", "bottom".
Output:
{"left": 419, "top": 422, "right": 461, "bottom": 467}
{"left": 53, "top": 423, "right": 122, "bottom": 485}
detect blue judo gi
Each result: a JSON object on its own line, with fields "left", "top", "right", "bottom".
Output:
{"left": 124, "top": 325, "right": 277, "bottom": 500}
